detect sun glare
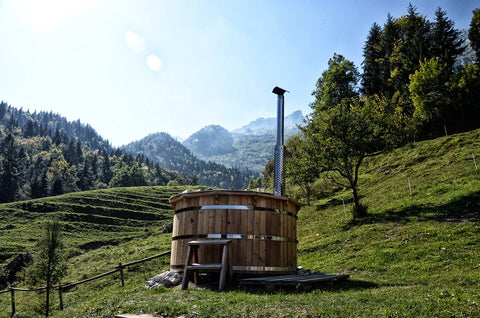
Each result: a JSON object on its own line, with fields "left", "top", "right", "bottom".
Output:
{"left": 124, "top": 31, "right": 145, "bottom": 53}
{"left": 147, "top": 55, "right": 162, "bottom": 71}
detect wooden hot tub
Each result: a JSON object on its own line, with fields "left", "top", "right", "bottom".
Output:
{"left": 169, "top": 190, "right": 301, "bottom": 275}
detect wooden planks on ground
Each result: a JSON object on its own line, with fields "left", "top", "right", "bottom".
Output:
{"left": 239, "top": 274, "right": 350, "bottom": 292}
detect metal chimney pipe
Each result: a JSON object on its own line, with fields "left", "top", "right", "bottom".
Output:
{"left": 272, "top": 86, "right": 287, "bottom": 197}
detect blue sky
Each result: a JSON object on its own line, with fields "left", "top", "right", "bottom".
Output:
{"left": 0, "top": 0, "right": 477, "bottom": 146}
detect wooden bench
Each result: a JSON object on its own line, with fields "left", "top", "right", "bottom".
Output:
{"left": 181, "top": 240, "right": 232, "bottom": 291}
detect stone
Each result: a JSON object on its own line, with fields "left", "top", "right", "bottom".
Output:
{"left": 146, "top": 271, "right": 182, "bottom": 289}
{"left": 161, "top": 222, "right": 173, "bottom": 233}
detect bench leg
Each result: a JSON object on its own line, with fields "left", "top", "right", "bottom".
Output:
{"left": 219, "top": 244, "right": 228, "bottom": 291}
{"left": 181, "top": 245, "right": 193, "bottom": 290}
{"left": 192, "top": 246, "right": 199, "bottom": 284}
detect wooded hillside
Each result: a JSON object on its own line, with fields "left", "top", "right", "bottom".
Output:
{"left": 0, "top": 103, "right": 179, "bottom": 203}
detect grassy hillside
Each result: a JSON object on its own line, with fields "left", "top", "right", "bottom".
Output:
{"left": 1, "top": 130, "right": 479, "bottom": 317}
{"left": 0, "top": 186, "right": 206, "bottom": 262}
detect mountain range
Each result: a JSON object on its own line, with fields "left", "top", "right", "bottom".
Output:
{"left": 231, "top": 110, "right": 304, "bottom": 136}
{"left": 1, "top": 99, "right": 304, "bottom": 203}
{"left": 179, "top": 110, "right": 304, "bottom": 174}
{"left": 130, "top": 110, "right": 304, "bottom": 176}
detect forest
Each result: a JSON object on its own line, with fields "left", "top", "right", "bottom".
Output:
{"left": 261, "top": 5, "right": 480, "bottom": 218}
{"left": 0, "top": 102, "right": 254, "bottom": 203}
{"left": 0, "top": 102, "right": 183, "bottom": 203}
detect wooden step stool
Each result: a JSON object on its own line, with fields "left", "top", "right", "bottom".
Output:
{"left": 181, "top": 239, "right": 232, "bottom": 291}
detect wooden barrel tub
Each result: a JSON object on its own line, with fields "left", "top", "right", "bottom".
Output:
{"left": 169, "top": 190, "right": 301, "bottom": 275}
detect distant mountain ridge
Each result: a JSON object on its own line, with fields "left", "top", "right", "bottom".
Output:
{"left": 182, "top": 110, "right": 304, "bottom": 174}
{"left": 455, "top": 29, "right": 476, "bottom": 68}
{"left": 232, "top": 110, "right": 304, "bottom": 136}
{"left": 121, "top": 132, "right": 253, "bottom": 189}
{"left": 183, "top": 125, "right": 235, "bottom": 157}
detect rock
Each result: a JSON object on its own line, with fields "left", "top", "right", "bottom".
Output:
{"left": 146, "top": 271, "right": 182, "bottom": 288}
{"left": 297, "top": 267, "right": 311, "bottom": 276}
{"left": 161, "top": 222, "right": 173, "bottom": 233}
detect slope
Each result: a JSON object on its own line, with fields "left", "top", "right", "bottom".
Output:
{"left": 0, "top": 185, "right": 204, "bottom": 263}
{"left": 0, "top": 129, "right": 479, "bottom": 317}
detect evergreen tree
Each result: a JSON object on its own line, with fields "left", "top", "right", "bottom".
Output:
{"left": 52, "top": 128, "right": 62, "bottom": 146}
{"left": 30, "top": 157, "right": 49, "bottom": 199}
{"left": 77, "top": 153, "right": 95, "bottom": 191}
{"left": 469, "top": 8, "right": 480, "bottom": 62}
{"left": 23, "top": 120, "right": 36, "bottom": 138}
{"left": 100, "top": 153, "right": 113, "bottom": 184}
{"left": 389, "top": 4, "right": 432, "bottom": 94}
{"left": 432, "top": 7, "right": 465, "bottom": 72}
{"left": 361, "top": 22, "right": 384, "bottom": 96}
{"left": 31, "top": 221, "right": 67, "bottom": 317}
{"left": 189, "top": 174, "right": 200, "bottom": 185}
{"left": 16, "top": 146, "right": 29, "bottom": 200}
{"left": 0, "top": 134, "right": 19, "bottom": 202}
{"left": 51, "top": 179, "right": 64, "bottom": 196}
{"left": 63, "top": 139, "right": 75, "bottom": 165}
{"left": 379, "top": 13, "right": 401, "bottom": 97}
{"left": 6, "top": 116, "right": 19, "bottom": 133}
{"left": 0, "top": 101, "right": 6, "bottom": 121}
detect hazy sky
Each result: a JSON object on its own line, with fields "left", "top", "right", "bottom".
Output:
{"left": 0, "top": 0, "right": 477, "bottom": 146}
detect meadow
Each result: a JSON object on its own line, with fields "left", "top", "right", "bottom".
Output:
{"left": 0, "top": 129, "right": 479, "bottom": 317}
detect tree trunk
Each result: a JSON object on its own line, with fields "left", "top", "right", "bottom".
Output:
{"left": 45, "top": 281, "right": 50, "bottom": 318}
{"left": 305, "top": 183, "right": 311, "bottom": 206}
{"left": 351, "top": 185, "right": 367, "bottom": 218}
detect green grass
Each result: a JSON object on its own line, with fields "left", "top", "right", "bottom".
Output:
{"left": 0, "top": 186, "right": 205, "bottom": 261}
{"left": 1, "top": 129, "right": 480, "bottom": 317}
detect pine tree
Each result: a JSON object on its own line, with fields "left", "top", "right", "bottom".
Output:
{"left": 30, "top": 156, "right": 49, "bottom": 198}
{"left": 469, "top": 8, "right": 480, "bottom": 62}
{"left": 100, "top": 153, "right": 113, "bottom": 184}
{"left": 432, "top": 7, "right": 465, "bottom": 72}
{"left": 52, "top": 128, "right": 62, "bottom": 146}
{"left": 389, "top": 4, "right": 432, "bottom": 94}
{"left": 379, "top": 14, "right": 400, "bottom": 97}
{"left": 362, "top": 22, "right": 384, "bottom": 96}
{"left": 32, "top": 221, "right": 67, "bottom": 317}
{"left": 0, "top": 101, "right": 6, "bottom": 121}
{"left": 0, "top": 134, "right": 19, "bottom": 203}
{"left": 78, "top": 153, "right": 96, "bottom": 191}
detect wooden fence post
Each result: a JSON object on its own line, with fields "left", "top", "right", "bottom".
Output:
{"left": 118, "top": 263, "right": 124, "bottom": 287}
{"left": 58, "top": 285, "right": 64, "bottom": 310}
{"left": 10, "top": 287, "right": 15, "bottom": 318}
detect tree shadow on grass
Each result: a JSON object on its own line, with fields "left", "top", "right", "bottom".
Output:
{"left": 315, "top": 196, "right": 360, "bottom": 211}
{"left": 344, "top": 191, "right": 480, "bottom": 229}
{"left": 324, "top": 278, "right": 378, "bottom": 291}
{"left": 237, "top": 278, "right": 378, "bottom": 294}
